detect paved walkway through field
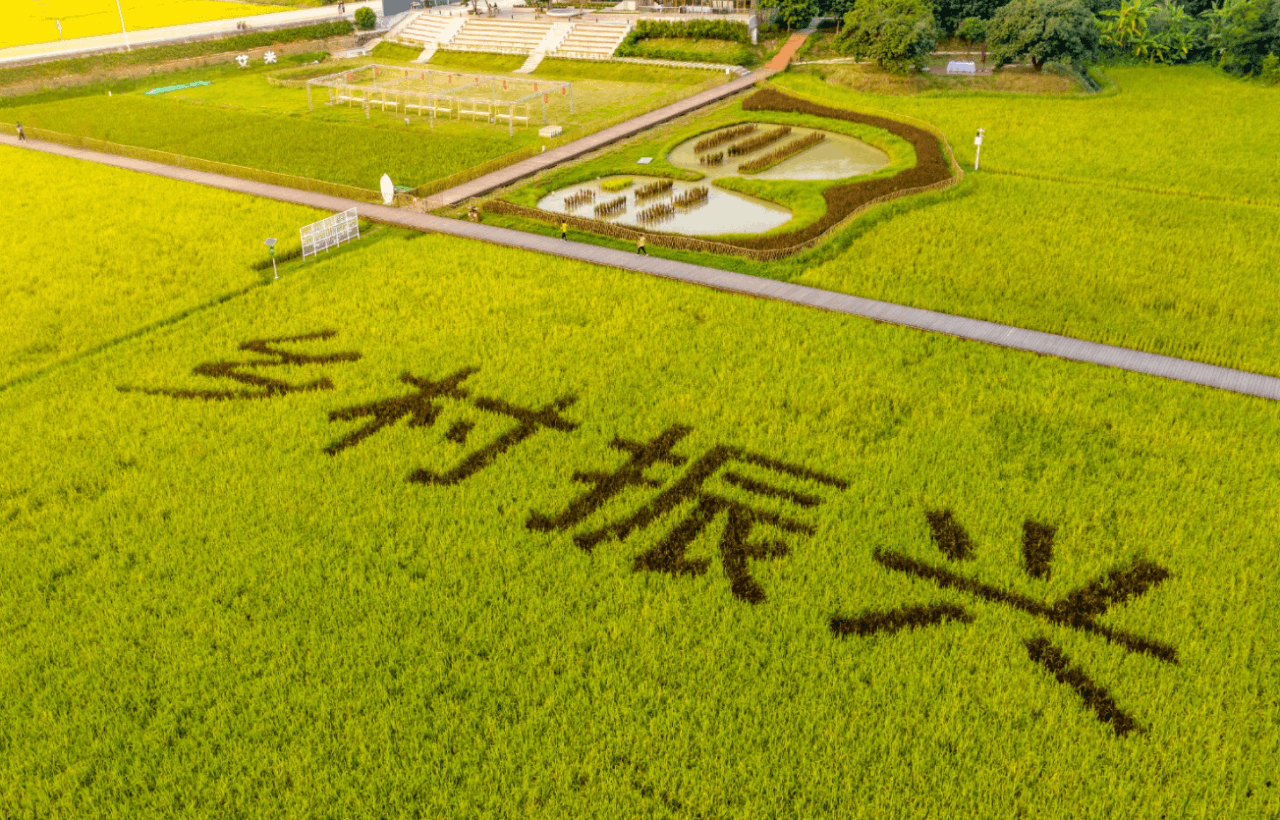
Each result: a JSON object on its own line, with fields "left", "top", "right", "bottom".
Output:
{"left": 767, "top": 33, "right": 809, "bottom": 71}
{"left": 0, "top": 2, "right": 380, "bottom": 66}
{"left": 5, "top": 132, "right": 1280, "bottom": 402}
{"left": 426, "top": 68, "right": 777, "bottom": 208}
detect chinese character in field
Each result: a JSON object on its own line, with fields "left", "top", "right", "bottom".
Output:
{"left": 325, "top": 367, "right": 578, "bottom": 486}
{"left": 119, "top": 330, "right": 361, "bottom": 401}
{"left": 831, "top": 510, "right": 1176, "bottom": 736}
{"left": 528, "top": 425, "right": 848, "bottom": 604}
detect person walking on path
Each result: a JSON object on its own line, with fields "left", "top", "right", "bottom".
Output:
{"left": 16, "top": 122, "right": 26, "bottom": 142}
{"left": 561, "top": 220, "right": 568, "bottom": 241}
{"left": 636, "top": 234, "right": 647, "bottom": 255}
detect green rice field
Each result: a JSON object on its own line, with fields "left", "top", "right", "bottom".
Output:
{"left": 0, "top": 57, "right": 724, "bottom": 191}
{"left": 0, "top": 146, "right": 321, "bottom": 387}
{"left": 2, "top": 144, "right": 1279, "bottom": 818}
{"left": 492, "top": 66, "right": 1280, "bottom": 376}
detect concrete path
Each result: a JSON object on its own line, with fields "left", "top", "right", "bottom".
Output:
{"left": 0, "top": 2, "right": 380, "bottom": 66}
{"left": 5, "top": 133, "right": 1280, "bottom": 402}
{"left": 426, "top": 67, "right": 777, "bottom": 208}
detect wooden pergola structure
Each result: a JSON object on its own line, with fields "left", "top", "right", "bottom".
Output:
{"left": 305, "top": 65, "right": 574, "bottom": 135}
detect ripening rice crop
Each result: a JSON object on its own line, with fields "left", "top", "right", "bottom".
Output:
{"left": 4, "top": 0, "right": 287, "bottom": 49}
{"left": 727, "top": 125, "right": 792, "bottom": 157}
{"left": 3, "top": 213, "right": 1280, "bottom": 818}
{"left": 0, "top": 145, "right": 321, "bottom": 386}
{"left": 600, "top": 177, "right": 634, "bottom": 192}
{"left": 737, "top": 131, "right": 825, "bottom": 174}
{"left": 635, "top": 178, "right": 675, "bottom": 201}
{"left": 594, "top": 194, "right": 627, "bottom": 217}
{"left": 692, "top": 123, "right": 756, "bottom": 153}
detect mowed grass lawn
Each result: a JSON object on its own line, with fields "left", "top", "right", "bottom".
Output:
{"left": 1, "top": 150, "right": 1279, "bottom": 818}
{"left": 0, "top": 145, "right": 322, "bottom": 386}
{"left": 5, "top": 0, "right": 288, "bottom": 49}
{"left": 0, "top": 58, "right": 724, "bottom": 190}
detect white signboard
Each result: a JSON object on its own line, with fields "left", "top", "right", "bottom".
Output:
{"left": 380, "top": 174, "right": 395, "bottom": 206}
{"left": 947, "top": 61, "right": 977, "bottom": 75}
{"left": 301, "top": 207, "right": 361, "bottom": 260}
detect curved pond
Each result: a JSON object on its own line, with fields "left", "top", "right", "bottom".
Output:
{"left": 537, "top": 175, "right": 791, "bottom": 236}
{"left": 667, "top": 123, "right": 890, "bottom": 181}
{"left": 535, "top": 124, "right": 891, "bottom": 237}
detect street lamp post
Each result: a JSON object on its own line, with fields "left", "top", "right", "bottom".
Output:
{"left": 114, "top": 0, "right": 132, "bottom": 52}
{"left": 264, "top": 238, "right": 278, "bottom": 279}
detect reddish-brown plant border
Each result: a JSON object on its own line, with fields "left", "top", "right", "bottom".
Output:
{"left": 486, "top": 88, "right": 961, "bottom": 260}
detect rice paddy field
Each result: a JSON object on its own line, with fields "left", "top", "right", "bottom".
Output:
{"left": 2, "top": 140, "right": 1280, "bottom": 819}
{"left": 491, "top": 66, "right": 1280, "bottom": 376}
{"left": 0, "top": 145, "right": 321, "bottom": 387}
{"left": 0, "top": 58, "right": 725, "bottom": 191}
{"left": 6, "top": 0, "right": 288, "bottom": 50}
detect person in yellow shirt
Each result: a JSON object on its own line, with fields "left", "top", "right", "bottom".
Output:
{"left": 561, "top": 221, "right": 568, "bottom": 241}
{"left": 636, "top": 234, "right": 647, "bottom": 255}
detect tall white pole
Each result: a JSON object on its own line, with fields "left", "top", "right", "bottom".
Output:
{"left": 115, "top": 0, "right": 131, "bottom": 52}
{"left": 974, "top": 128, "right": 984, "bottom": 171}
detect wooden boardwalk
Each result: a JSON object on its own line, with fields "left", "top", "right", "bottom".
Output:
{"left": 426, "top": 68, "right": 778, "bottom": 208}
{"left": 7, "top": 132, "right": 1280, "bottom": 403}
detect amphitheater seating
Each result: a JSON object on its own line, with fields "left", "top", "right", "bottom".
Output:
{"left": 551, "top": 23, "right": 631, "bottom": 60}
{"left": 444, "top": 19, "right": 556, "bottom": 55}
{"left": 397, "top": 14, "right": 458, "bottom": 47}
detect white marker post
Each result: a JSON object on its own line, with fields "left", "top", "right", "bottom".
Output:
{"left": 56, "top": 20, "right": 63, "bottom": 41}
{"left": 114, "top": 0, "right": 131, "bottom": 52}
{"left": 974, "top": 128, "right": 985, "bottom": 171}
{"left": 264, "top": 238, "right": 278, "bottom": 279}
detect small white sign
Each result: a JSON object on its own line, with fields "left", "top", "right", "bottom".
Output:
{"left": 974, "top": 135, "right": 983, "bottom": 146}
{"left": 235, "top": 54, "right": 250, "bottom": 68}
{"left": 947, "top": 61, "right": 977, "bottom": 75}
{"left": 636, "top": 157, "right": 653, "bottom": 165}
{"left": 264, "top": 50, "right": 278, "bottom": 65}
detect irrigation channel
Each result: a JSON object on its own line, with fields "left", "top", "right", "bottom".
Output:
{"left": 536, "top": 123, "right": 889, "bottom": 235}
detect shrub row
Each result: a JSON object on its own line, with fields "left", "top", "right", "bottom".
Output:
{"left": 738, "top": 131, "right": 825, "bottom": 174}
{"left": 628, "top": 20, "right": 750, "bottom": 44}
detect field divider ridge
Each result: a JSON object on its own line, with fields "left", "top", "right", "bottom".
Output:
{"left": 7, "top": 132, "right": 1280, "bottom": 403}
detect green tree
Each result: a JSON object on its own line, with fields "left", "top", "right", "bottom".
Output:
{"left": 354, "top": 6, "right": 377, "bottom": 30}
{"left": 779, "top": 0, "right": 818, "bottom": 30}
{"left": 956, "top": 15, "right": 989, "bottom": 43}
{"left": 1206, "top": 0, "right": 1280, "bottom": 74}
{"left": 987, "top": 0, "right": 1100, "bottom": 69}
{"left": 933, "top": 0, "right": 1006, "bottom": 34}
{"left": 837, "top": 0, "right": 941, "bottom": 71}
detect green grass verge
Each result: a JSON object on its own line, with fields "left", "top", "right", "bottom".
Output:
{"left": 2, "top": 157, "right": 1279, "bottom": 816}
{"left": 369, "top": 42, "right": 424, "bottom": 62}
{"left": 0, "top": 145, "right": 323, "bottom": 387}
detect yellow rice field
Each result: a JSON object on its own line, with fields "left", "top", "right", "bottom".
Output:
{"left": 5, "top": 0, "right": 288, "bottom": 49}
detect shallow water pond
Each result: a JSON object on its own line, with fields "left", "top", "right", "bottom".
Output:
{"left": 668, "top": 123, "right": 890, "bottom": 181}
{"left": 537, "top": 175, "right": 791, "bottom": 236}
